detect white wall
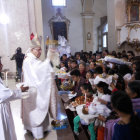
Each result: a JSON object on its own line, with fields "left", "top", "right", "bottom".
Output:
{"left": 0, "top": 0, "right": 45, "bottom": 72}
{"left": 0, "top": 0, "right": 107, "bottom": 72}
{"left": 42, "top": 0, "right": 83, "bottom": 54}
{"left": 42, "top": 0, "right": 107, "bottom": 53}
{"left": 0, "top": 0, "right": 31, "bottom": 72}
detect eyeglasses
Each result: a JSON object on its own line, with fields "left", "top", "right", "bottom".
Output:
{"left": 34, "top": 48, "right": 42, "bottom": 51}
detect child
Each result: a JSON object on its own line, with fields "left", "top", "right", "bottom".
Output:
{"left": 73, "top": 83, "right": 95, "bottom": 140}
{"left": 86, "top": 70, "right": 94, "bottom": 85}
{"left": 67, "top": 60, "right": 72, "bottom": 72}
{"left": 87, "top": 81, "right": 111, "bottom": 115}
{"left": 71, "top": 60, "right": 78, "bottom": 70}
{"left": 60, "top": 61, "right": 67, "bottom": 72}
{"left": 111, "top": 91, "right": 140, "bottom": 140}
{"left": 86, "top": 70, "right": 93, "bottom": 84}
{"left": 72, "top": 83, "right": 93, "bottom": 106}
{"left": 89, "top": 61, "right": 96, "bottom": 73}
{"left": 0, "top": 78, "right": 29, "bottom": 140}
{"left": 81, "top": 82, "right": 111, "bottom": 140}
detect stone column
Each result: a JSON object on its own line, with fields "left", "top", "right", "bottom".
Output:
{"left": 27, "top": 0, "right": 37, "bottom": 34}
{"left": 107, "top": 0, "right": 126, "bottom": 52}
{"left": 81, "top": 0, "right": 94, "bottom": 52}
{"left": 81, "top": 12, "right": 94, "bottom": 52}
{"left": 34, "top": 0, "right": 45, "bottom": 59}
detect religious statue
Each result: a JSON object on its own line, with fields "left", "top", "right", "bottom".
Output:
{"left": 87, "top": 32, "right": 91, "bottom": 40}
{"left": 58, "top": 35, "right": 67, "bottom": 46}
{"left": 57, "top": 35, "right": 71, "bottom": 57}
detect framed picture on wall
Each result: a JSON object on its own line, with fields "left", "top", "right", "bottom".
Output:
{"left": 130, "top": 5, "right": 139, "bottom": 21}
{"left": 52, "top": 22, "right": 67, "bottom": 40}
{"left": 127, "top": 1, "right": 140, "bottom": 22}
{"left": 48, "top": 8, "right": 70, "bottom": 41}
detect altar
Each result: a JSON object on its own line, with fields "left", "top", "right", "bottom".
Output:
{"left": 116, "top": 0, "right": 140, "bottom": 55}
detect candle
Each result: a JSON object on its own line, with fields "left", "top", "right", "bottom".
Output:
{"left": 6, "top": 71, "right": 8, "bottom": 87}
{"left": 85, "top": 93, "right": 87, "bottom": 103}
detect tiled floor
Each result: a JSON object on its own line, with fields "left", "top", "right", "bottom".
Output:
{"left": 6, "top": 79, "right": 58, "bottom": 140}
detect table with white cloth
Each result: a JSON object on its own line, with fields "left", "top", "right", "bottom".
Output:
{"left": 59, "top": 93, "right": 93, "bottom": 140}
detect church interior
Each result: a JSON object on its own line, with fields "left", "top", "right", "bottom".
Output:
{"left": 0, "top": 0, "right": 140, "bottom": 140}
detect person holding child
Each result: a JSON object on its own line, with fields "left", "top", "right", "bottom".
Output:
{"left": 73, "top": 83, "right": 95, "bottom": 139}
{"left": 73, "top": 81, "right": 111, "bottom": 140}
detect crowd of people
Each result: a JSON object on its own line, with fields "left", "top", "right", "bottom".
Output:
{"left": 0, "top": 42, "right": 140, "bottom": 140}
{"left": 57, "top": 49, "right": 140, "bottom": 140}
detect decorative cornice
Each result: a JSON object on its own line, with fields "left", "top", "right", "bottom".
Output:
{"left": 48, "top": 8, "right": 70, "bottom": 40}
{"left": 48, "top": 8, "right": 70, "bottom": 24}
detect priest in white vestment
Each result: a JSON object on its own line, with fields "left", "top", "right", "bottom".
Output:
{"left": 22, "top": 34, "right": 57, "bottom": 139}
{"left": 0, "top": 78, "right": 29, "bottom": 140}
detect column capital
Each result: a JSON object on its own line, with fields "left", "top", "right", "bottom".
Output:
{"left": 81, "top": 12, "right": 95, "bottom": 18}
